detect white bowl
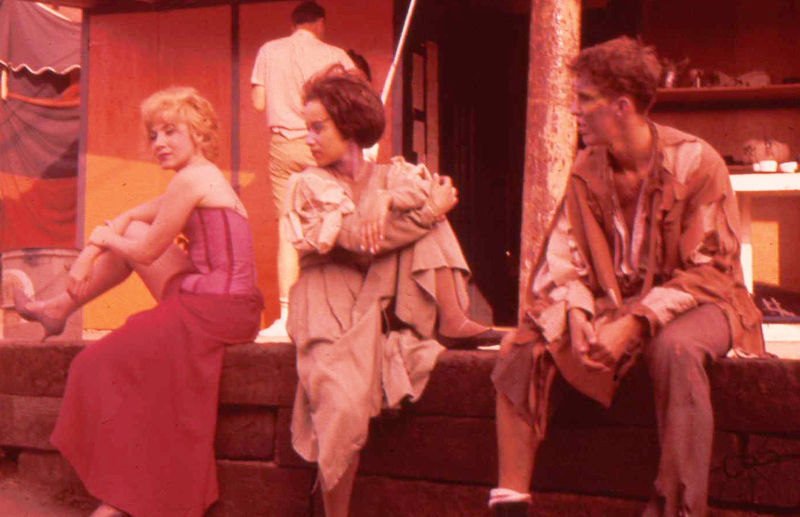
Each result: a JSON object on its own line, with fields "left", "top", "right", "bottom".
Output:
{"left": 758, "top": 160, "right": 778, "bottom": 172}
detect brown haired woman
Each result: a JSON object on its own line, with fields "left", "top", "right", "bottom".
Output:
{"left": 15, "top": 86, "right": 263, "bottom": 517}
{"left": 285, "top": 66, "right": 503, "bottom": 516}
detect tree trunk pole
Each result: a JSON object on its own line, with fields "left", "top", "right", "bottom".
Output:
{"left": 518, "top": 0, "right": 581, "bottom": 320}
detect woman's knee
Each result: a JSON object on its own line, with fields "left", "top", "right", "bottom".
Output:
{"left": 123, "top": 220, "right": 151, "bottom": 239}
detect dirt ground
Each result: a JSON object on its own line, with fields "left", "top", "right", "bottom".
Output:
{"left": 0, "top": 456, "right": 94, "bottom": 517}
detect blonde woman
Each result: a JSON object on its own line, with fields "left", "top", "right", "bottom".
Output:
{"left": 15, "top": 86, "right": 263, "bottom": 517}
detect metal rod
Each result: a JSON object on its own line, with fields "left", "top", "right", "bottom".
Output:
{"left": 380, "top": 0, "right": 419, "bottom": 105}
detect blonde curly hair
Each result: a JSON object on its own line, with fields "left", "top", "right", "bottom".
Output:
{"left": 140, "top": 86, "right": 220, "bottom": 162}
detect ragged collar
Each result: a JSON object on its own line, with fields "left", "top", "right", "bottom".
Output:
{"left": 571, "top": 121, "right": 697, "bottom": 208}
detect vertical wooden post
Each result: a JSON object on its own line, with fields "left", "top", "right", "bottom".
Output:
{"left": 518, "top": 0, "right": 581, "bottom": 318}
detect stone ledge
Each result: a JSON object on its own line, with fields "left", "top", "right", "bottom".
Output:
{"left": 1, "top": 342, "right": 800, "bottom": 515}
{"left": 274, "top": 409, "right": 497, "bottom": 485}
{"left": 2, "top": 343, "right": 800, "bottom": 431}
{"left": 16, "top": 451, "right": 793, "bottom": 517}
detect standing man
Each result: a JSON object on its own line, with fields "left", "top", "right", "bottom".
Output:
{"left": 489, "top": 36, "right": 765, "bottom": 517}
{"left": 251, "top": 1, "right": 354, "bottom": 338}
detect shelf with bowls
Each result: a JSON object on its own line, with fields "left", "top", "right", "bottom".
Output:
{"left": 656, "top": 84, "right": 800, "bottom": 106}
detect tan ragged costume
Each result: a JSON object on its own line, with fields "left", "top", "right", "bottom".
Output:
{"left": 284, "top": 157, "right": 472, "bottom": 490}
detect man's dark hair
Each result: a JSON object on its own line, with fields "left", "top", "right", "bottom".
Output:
{"left": 292, "top": 2, "right": 325, "bottom": 26}
{"left": 569, "top": 36, "right": 661, "bottom": 114}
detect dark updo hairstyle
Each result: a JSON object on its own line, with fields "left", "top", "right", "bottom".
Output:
{"left": 303, "top": 64, "right": 385, "bottom": 148}
{"left": 569, "top": 36, "right": 661, "bottom": 114}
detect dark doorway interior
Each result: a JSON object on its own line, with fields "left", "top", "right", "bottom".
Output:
{"left": 402, "top": 0, "right": 529, "bottom": 326}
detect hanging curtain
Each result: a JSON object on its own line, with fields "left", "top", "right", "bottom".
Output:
{"left": 0, "top": 0, "right": 80, "bottom": 250}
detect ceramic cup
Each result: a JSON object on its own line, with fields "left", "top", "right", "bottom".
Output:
{"left": 758, "top": 160, "right": 778, "bottom": 172}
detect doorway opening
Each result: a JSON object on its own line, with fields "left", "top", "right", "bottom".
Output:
{"left": 401, "top": 0, "right": 529, "bottom": 326}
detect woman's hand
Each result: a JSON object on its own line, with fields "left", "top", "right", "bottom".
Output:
{"left": 427, "top": 173, "right": 458, "bottom": 220}
{"left": 88, "top": 222, "right": 115, "bottom": 248}
{"left": 359, "top": 190, "right": 393, "bottom": 254}
{"left": 107, "top": 213, "right": 132, "bottom": 236}
{"left": 67, "top": 253, "right": 95, "bottom": 301}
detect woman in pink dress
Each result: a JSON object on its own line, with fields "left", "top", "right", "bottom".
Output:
{"left": 284, "top": 66, "right": 503, "bottom": 517}
{"left": 15, "top": 86, "right": 263, "bottom": 517}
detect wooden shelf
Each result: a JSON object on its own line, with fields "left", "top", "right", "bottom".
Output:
{"left": 656, "top": 84, "right": 800, "bottom": 105}
{"left": 730, "top": 173, "right": 800, "bottom": 195}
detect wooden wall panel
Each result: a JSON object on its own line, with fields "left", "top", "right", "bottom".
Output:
{"left": 238, "top": 1, "right": 294, "bottom": 325}
{"left": 84, "top": 6, "right": 232, "bottom": 329}
{"left": 158, "top": 7, "right": 232, "bottom": 171}
{"left": 84, "top": 1, "right": 395, "bottom": 330}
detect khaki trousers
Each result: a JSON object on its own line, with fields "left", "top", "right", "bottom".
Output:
{"left": 268, "top": 134, "right": 315, "bottom": 303}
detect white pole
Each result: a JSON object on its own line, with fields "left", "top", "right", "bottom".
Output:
{"left": 380, "top": 0, "right": 419, "bottom": 105}
{"left": 365, "top": 0, "right": 419, "bottom": 161}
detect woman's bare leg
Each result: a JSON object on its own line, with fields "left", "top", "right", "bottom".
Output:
{"left": 21, "top": 248, "right": 133, "bottom": 322}
{"left": 21, "top": 221, "right": 189, "bottom": 321}
{"left": 434, "top": 267, "right": 490, "bottom": 338}
{"left": 322, "top": 453, "right": 360, "bottom": 517}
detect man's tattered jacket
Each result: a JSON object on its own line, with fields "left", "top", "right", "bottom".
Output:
{"left": 520, "top": 123, "right": 765, "bottom": 406}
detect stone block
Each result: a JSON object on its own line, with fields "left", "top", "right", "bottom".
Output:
{"left": 360, "top": 413, "right": 496, "bottom": 485}
{"left": 532, "top": 426, "right": 659, "bottom": 499}
{"left": 0, "top": 342, "right": 300, "bottom": 407}
{"left": 17, "top": 450, "right": 86, "bottom": 494}
{"left": 274, "top": 408, "right": 319, "bottom": 469}
{"left": 0, "top": 344, "right": 83, "bottom": 397}
{"left": 0, "top": 394, "right": 279, "bottom": 462}
{"left": 214, "top": 406, "right": 276, "bottom": 460}
{"left": 20, "top": 454, "right": 315, "bottom": 517}
{"left": 529, "top": 491, "right": 789, "bottom": 517}
{"left": 530, "top": 492, "right": 643, "bottom": 517}
{"left": 711, "top": 358, "right": 800, "bottom": 434}
{"left": 207, "top": 460, "right": 313, "bottom": 517}
{"left": 710, "top": 432, "right": 800, "bottom": 509}
{"left": 0, "top": 394, "right": 60, "bottom": 450}
{"left": 312, "top": 474, "right": 490, "bottom": 517}
{"left": 218, "top": 343, "right": 297, "bottom": 407}
{"left": 525, "top": 358, "right": 800, "bottom": 437}
{"left": 549, "top": 365, "right": 657, "bottom": 429}
{"left": 277, "top": 408, "right": 496, "bottom": 485}
{"left": 411, "top": 349, "right": 496, "bottom": 418}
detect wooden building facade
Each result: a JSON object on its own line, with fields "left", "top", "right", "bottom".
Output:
{"left": 26, "top": 0, "right": 800, "bottom": 330}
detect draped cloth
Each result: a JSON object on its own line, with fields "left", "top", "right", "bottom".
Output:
{"left": 0, "top": 0, "right": 81, "bottom": 250}
{"left": 51, "top": 208, "right": 263, "bottom": 517}
{"left": 285, "top": 157, "right": 471, "bottom": 490}
{"left": 0, "top": 0, "right": 80, "bottom": 75}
